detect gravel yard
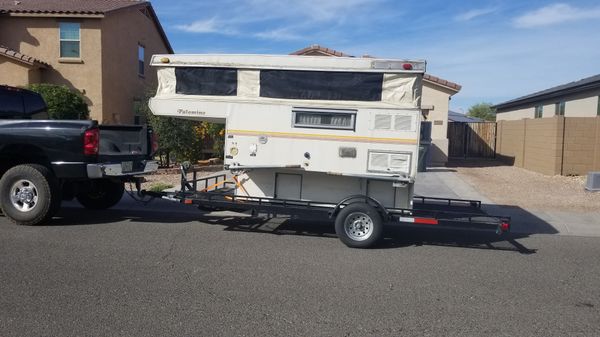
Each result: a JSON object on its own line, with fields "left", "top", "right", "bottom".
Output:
{"left": 133, "top": 166, "right": 223, "bottom": 192}
{"left": 452, "top": 161, "right": 600, "bottom": 212}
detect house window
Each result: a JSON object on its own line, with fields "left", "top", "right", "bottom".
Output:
{"left": 534, "top": 105, "right": 543, "bottom": 118}
{"left": 555, "top": 101, "right": 565, "bottom": 116}
{"left": 292, "top": 108, "right": 356, "bottom": 130}
{"left": 138, "top": 45, "right": 145, "bottom": 76}
{"left": 59, "top": 22, "right": 80, "bottom": 58}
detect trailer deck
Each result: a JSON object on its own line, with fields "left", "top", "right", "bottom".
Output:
{"left": 141, "top": 167, "right": 511, "bottom": 246}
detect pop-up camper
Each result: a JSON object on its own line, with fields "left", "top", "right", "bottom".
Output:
{"left": 150, "top": 54, "right": 424, "bottom": 208}
{"left": 147, "top": 54, "right": 510, "bottom": 248}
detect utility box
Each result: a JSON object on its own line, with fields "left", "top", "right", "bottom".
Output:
{"left": 585, "top": 172, "right": 600, "bottom": 192}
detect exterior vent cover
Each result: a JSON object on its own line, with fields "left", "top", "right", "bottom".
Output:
{"left": 368, "top": 151, "right": 411, "bottom": 174}
{"left": 373, "top": 114, "right": 416, "bottom": 131}
{"left": 585, "top": 172, "right": 600, "bottom": 191}
{"left": 374, "top": 114, "right": 392, "bottom": 130}
{"left": 394, "top": 115, "right": 415, "bottom": 131}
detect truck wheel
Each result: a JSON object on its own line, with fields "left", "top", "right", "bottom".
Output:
{"left": 76, "top": 179, "right": 124, "bottom": 210}
{"left": 334, "top": 203, "right": 383, "bottom": 248}
{"left": 0, "top": 164, "right": 61, "bottom": 226}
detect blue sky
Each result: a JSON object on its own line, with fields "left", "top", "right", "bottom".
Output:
{"left": 151, "top": 0, "right": 600, "bottom": 112}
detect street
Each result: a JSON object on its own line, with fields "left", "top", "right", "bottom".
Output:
{"left": 1, "top": 198, "right": 599, "bottom": 337}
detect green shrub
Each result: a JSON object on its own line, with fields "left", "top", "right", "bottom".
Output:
{"left": 27, "top": 83, "right": 89, "bottom": 120}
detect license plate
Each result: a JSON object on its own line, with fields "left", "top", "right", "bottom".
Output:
{"left": 121, "top": 161, "right": 133, "bottom": 173}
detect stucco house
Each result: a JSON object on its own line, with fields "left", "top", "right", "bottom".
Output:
{"left": 0, "top": 0, "right": 173, "bottom": 124}
{"left": 291, "top": 45, "right": 461, "bottom": 164}
{"left": 494, "top": 74, "right": 600, "bottom": 120}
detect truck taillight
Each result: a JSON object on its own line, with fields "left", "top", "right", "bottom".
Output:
{"left": 151, "top": 132, "right": 159, "bottom": 154}
{"left": 83, "top": 128, "right": 99, "bottom": 156}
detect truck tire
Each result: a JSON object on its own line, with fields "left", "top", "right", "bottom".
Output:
{"left": 335, "top": 203, "right": 383, "bottom": 248}
{"left": 76, "top": 179, "right": 124, "bottom": 210}
{"left": 0, "top": 164, "right": 61, "bottom": 226}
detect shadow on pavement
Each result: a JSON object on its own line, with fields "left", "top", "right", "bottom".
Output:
{"left": 45, "top": 199, "right": 551, "bottom": 254}
{"left": 197, "top": 214, "right": 537, "bottom": 254}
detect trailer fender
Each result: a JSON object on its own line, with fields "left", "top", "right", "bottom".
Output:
{"left": 329, "top": 195, "right": 390, "bottom": 221}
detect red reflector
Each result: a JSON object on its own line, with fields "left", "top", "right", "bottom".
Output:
{"left": 501, "top": 222, "right": 510, "bottom": 231}
{"left": 151, "top": 132, "right": 159, "bottom": 154}
{"left": 402, "top": 63, "right": 413, "bottom": 70}
{"left": 184, "top": 199, "right": 193, "bottom": 205}
{"left": 83, "top": 128, "right": 99, "bottom": 156}
{"left": 414, "top": 217, "right": 438, "bottom": 225}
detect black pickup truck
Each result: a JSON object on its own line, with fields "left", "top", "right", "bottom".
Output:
{"left": 0, "top": 85, "right": 158, "bottom": 225}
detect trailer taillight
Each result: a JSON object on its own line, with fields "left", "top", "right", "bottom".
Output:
{"left": 500, "top": 222, "right": 510, "bottom": 232}
{"left": 83, "top": 128, "right": 99, "bottom": 156}
{"left": 151, "top": 132, "right": 159, "bottom": 154}
{"left": 402, "top": 63, "right": 413, "bottom": 70}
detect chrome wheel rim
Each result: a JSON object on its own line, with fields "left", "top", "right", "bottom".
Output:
{"left": 344, "top": 212, "right": 374, "bottom": 241}
{"left": 10, "top": 179, "right": 39, "bottom": 212}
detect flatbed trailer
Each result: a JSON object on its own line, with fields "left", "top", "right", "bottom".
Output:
{"left": 141, "top": 165, "right": 511, "bottom": 248}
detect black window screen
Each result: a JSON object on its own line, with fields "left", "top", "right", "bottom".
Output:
{"left": 260, "top": 70, "right": 383, "bottom": 101}
{"left": 175, "top": 67, "right": 237, "bottom": 96}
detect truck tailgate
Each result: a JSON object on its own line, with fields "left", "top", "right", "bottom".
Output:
{"left": 98, "top": 125, "right": 149, "bottom": 160}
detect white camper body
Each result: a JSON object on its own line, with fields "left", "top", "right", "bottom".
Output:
{"left": 149, "top": 54, "right": 425, "bottom": 209}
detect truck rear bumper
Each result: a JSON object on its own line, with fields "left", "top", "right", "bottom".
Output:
{"left": 86, "top": 160, "right": 159, "bottom": 179}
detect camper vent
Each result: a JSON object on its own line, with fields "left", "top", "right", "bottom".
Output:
{"left": 585, "top": 172, "right": 600, "bottom": 191}
{"left": 373, "top": 114, "right": 415, "bottom": 131}
{"left": 368, "top": 151, "right": 411, "bottom": 174}
{"left": 374, "top": 114, "right": 392, "bottom": 130}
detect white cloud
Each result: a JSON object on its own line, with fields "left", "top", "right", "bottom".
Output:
{"left": 513, "top": 3, "right": 600, "bottom": 28}
{"left": 175, "top": 18, "right": 237, "bottom": 35}
{"left": 170, "top": 0, "right": 386, "bottom": 40}
{"left": 254, "top": 28, "right": 303, "bottom": 41}
{"left": 454, "top": 7, "right": 497, "bottom": 22}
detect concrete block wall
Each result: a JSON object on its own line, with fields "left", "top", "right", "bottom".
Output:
{"left": 496, "top": 116, "right": 600, "bottom": 175}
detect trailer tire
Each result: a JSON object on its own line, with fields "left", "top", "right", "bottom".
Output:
{"left": 0, "top": 164, "right": 61, "bottom": 226}
{"left": 76, "top": 179, "right": 124, "bottom": 210}
{"left": 335, "top": 203, "right": 383, "bottom": 248}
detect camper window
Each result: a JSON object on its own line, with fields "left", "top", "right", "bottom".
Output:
{"left": 260, "top": 70, "right": 383, "bottom": 101}
{"left": 175, "top": 67, "right": 237, "bottom": 96}
{"left": 292, "top": 108, "right": 356, "bottom": 130}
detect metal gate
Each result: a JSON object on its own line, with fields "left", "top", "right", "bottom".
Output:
{"left": 448, "top": 122, "right": 496, "bottom": 158}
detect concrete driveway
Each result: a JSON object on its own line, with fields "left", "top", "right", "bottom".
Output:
{"left": 415, "top": 169, "right": 600, "bottom": 237}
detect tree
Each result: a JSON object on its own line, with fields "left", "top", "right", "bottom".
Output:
{"left": 27, "top": 84, "right": 89, "bottom": 120}
{"left": 467, "top": 102, "right": 496, "bottom": 121}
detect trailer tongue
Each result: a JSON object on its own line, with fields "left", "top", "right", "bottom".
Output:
{"left": 146, "top": 53, "right": 510, "bottom": 248}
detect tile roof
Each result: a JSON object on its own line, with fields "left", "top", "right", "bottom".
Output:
{"left": 0, "top": 45, "right": 48, "bottom": 67}
{"left": 0, "top": 0, "right": 173, "bottom": 53}
{"left": 494, "top": 74, "right": 600, "bottom": 110}
{"left": 448, "top": 110, "right": 483, "bottom": 122}
{"left": 0, "top": 0, "right": 145, "bottom": 15}
{"left": 290, "top": 45, "right": 461, "bottom": 92}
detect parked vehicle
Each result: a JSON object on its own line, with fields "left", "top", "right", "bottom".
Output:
{"left": 146, "top": 54, "right": 511, "bottom": 248}
{"left": 0, "top": 85, "right": 159, "bottom": 225}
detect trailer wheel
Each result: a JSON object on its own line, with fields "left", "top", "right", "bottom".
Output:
{"left": 0, "top": 164, "right": 61, "bottom": 226}
{"left": 335, "top": 203, "right": 383, "bottom": 248}
{"left": 76, "top": 179, "right": 124, "bottom": 210}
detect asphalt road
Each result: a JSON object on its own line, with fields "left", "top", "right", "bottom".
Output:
{"left": 1, "top": 197, "right": 599, "bottom": 337}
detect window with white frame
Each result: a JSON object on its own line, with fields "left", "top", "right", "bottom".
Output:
{"left": 534, "top": 105, "right": 543, "bottom": 118}
{"left": 59, "top": 22, "right": 80, "bottom": 58}
{"left": 292, "top": 108, "right": 356, "bottom": 130}
{"left": 555, "top": 101, "right": 565, "bottom": 116}
{"left": 138, "top": 45, "right": 145, "bottom": 76}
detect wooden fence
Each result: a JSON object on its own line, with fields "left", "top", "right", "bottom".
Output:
{"left": 448, "top": 122, "right": 497, "bottom": 158}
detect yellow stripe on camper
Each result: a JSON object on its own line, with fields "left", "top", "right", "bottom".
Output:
{"left": 227, "top": 129, "right": 418, "bottom": 145}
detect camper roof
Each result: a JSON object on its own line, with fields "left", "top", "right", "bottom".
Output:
{"left": 150, "top": 54, "right": 426, "bottom": 74}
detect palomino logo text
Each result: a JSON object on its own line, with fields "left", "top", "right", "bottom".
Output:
{"left": 177, "top": 109, "right": 205, "bottom": 115}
